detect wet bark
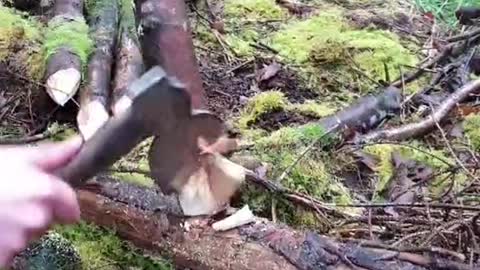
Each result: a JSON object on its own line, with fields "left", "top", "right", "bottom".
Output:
{"left": 111, "top": 0, "right": 144, "bottom": 115}
{"left": 76, "top": 177, "right": 477, "bottom": 270}
{"left": 76, "top": 0, "right": 119, "bottom": 139}
{"left": 136, "top": 0, "right": 206, "bottom": 110}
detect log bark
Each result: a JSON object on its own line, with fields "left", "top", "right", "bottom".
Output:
{"left": 318, "top": 86, "right": 402, "bottom": 134}
{"left": 76, "top": 0, "right": 119, "bottom": 140}
{"left": 44, "top": 0, "right": 85, "bottom": 106}
{"left": 76, "top": 177, "right": 478, "bottom": 270}
{"left": 110, "top": 0, "right": 144, "bottom": 115}
{"left": 137, "top": 0, "right": 206, "bottom": 110}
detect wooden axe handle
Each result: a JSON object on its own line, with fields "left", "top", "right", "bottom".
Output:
{"left": 54, "top": 106, "right": 149, "bottom": 187}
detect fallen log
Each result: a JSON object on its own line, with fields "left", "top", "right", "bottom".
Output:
{"left": 317, "top": 86, "right": 402, "bottom": 134}
{"left": 137, "top": 0, "right": 206, "bottom": 110}
{"left": 76, "top": 0, "right": 119, "bottom": 140}
{"left": 110, "top": 0, "right": 144, "bottom": 115}
{"left": 358, "top": 78, "right": 480, "bottom": 143}
{"left": 44, "top": 0, "right": 91, "bottom": 107}
{"left": 76, "top": 178, "right": 479, "bottom": 270}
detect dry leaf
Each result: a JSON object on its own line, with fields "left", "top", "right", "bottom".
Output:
{"left": 256, "top": 62, "right": 281, "bottom": 83}
{"left": 353, "top": 150, "right": 379, "bottom": 172}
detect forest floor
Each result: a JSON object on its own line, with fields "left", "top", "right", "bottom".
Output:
{"left": 1, "top": 0, "right": 480, "bottom": 269}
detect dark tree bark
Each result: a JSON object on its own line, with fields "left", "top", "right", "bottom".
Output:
{"left": 76, "top": 0, "right": 119, "bottom": 140}
{"left": 110, "top": 0, "right": 144, "bottom": 115}
{"left": 75, "top": 177, "right": 478, "bottom": 270}
{"left": 136, "top": 0, "right": 206, "bottom": 110}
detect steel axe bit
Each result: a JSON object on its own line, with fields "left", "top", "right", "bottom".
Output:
{"left": 54, "top": 65, "right": 224, "bottom": 188}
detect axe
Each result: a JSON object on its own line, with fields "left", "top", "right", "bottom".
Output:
{"left": 54, "top": 66, "right": 238, "bottom": 208}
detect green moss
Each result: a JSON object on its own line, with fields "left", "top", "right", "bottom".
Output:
{"left": 270, "top": 10, "right": 347, "bottom": 63}
{"left": 0, "top": 5, "right": 44, "bottom": 78}
{"left": 222, "top": 0, "right": 288, "bottom": 58}
{"left": 463, "top": 114, "right": 480, "bottom": 152}
{"left": 237, "top": 91, "right": 287, "bottom": 129}
{"left": 112, "top": 158, "right": 154, "bottom": 188}
{"left": 224, "top": 0, "right": 288, "bottom": 20}
{"left": 224, "top": 34, "right": 256, "bottom": 57}
{"left": 268, "top": 10, "right": 420, "bottom": 94}
{"left": 118, "top": 0, "right": 137, "bottom": 36}
{"left": 288, "top": 100, "right": 337, "bottom": 118}
{"left": 244, "top": 123, "right": 356, "bottom": 219}
{"left": 363, "top": 142, "right": 455, "bottom": 200}
{"left": 43, "top": 18, "right": 93, "bottom": 70}
{"left": 55, "top": 222, "right": 172, "bottom": 270}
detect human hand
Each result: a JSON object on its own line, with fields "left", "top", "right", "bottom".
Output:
{"left": 0, "top": 136, "right": 83, "bottom": 267}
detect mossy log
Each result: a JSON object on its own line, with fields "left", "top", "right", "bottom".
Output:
{"left": 137, "top": 0, "right": 206, "bottom": 110}
{"left": 76, "top": 177, "right": 477, "bottom": 270}
{"left": 44, "top": 0, "right": 90, "bottom": 107}
{"left": 110, "top": 0, "right": 144, "bottom": 116}
{"left": 76, "top": 0, "right": 119, "bottom": 140}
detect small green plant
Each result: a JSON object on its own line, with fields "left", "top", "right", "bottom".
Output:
{"left": 463, "top": 114, "right": 480, "bottom": 151}
{"left": 414, "top": 0, "right": 479, "bottom": 27}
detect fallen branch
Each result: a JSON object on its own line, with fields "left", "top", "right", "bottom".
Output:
{"left": 138, "top": 0, "right": 206, "bottom": 110}
{"left": 77, "top": 0, "right": 119, "bottom": 140}
{"left": 391, "top": 31, "right": 480, "bottom": 88}
{"left": 44, "top": 0, "right": 89, "bottom": 106}
{"left": 77, "top": 178, "right": 479, "bottom": 270}
{"left": 111, "top": 0, "right": 144, "bottom": 115}
{"left": 358, "top": 78, "right": 480, "bottom": 143}
{"left": 447, "top": 28, "right": 480, "bottom": 43}
{"left": 317, "top": 85, "right": 402, "bottom": 133}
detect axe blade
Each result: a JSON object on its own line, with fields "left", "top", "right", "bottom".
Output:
{"left": 148, "top": 110, "right": 225, "bottom": 194}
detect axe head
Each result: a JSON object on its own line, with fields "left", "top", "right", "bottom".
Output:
{"left": 56, "top": 66, "right": 224, "bottom": 188}
{"left": 148, "top": 109, "right": 226, "bottom": 194}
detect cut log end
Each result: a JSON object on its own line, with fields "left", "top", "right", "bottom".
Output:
{"left": 76, "top": 99, "right": 110, "bottom": 140}
{"left": 45, "top": 68, "right": 81, "bottom": 106}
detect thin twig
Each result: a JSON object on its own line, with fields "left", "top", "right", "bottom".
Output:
{"left": 429, "top": 103, "right": 480, "bottom": 190}
{"left": 276, "top": 123, "right": 340, "bottom": 182}
{"left": 330, "top": 202, "right": 480, "bottom": 212}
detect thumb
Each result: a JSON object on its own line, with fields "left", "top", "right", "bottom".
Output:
{"left": 2, "top": 136, "right": 84, "bottom": 172}
{"left": 33, "top": 136, "right": 84, "bottom": 171}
